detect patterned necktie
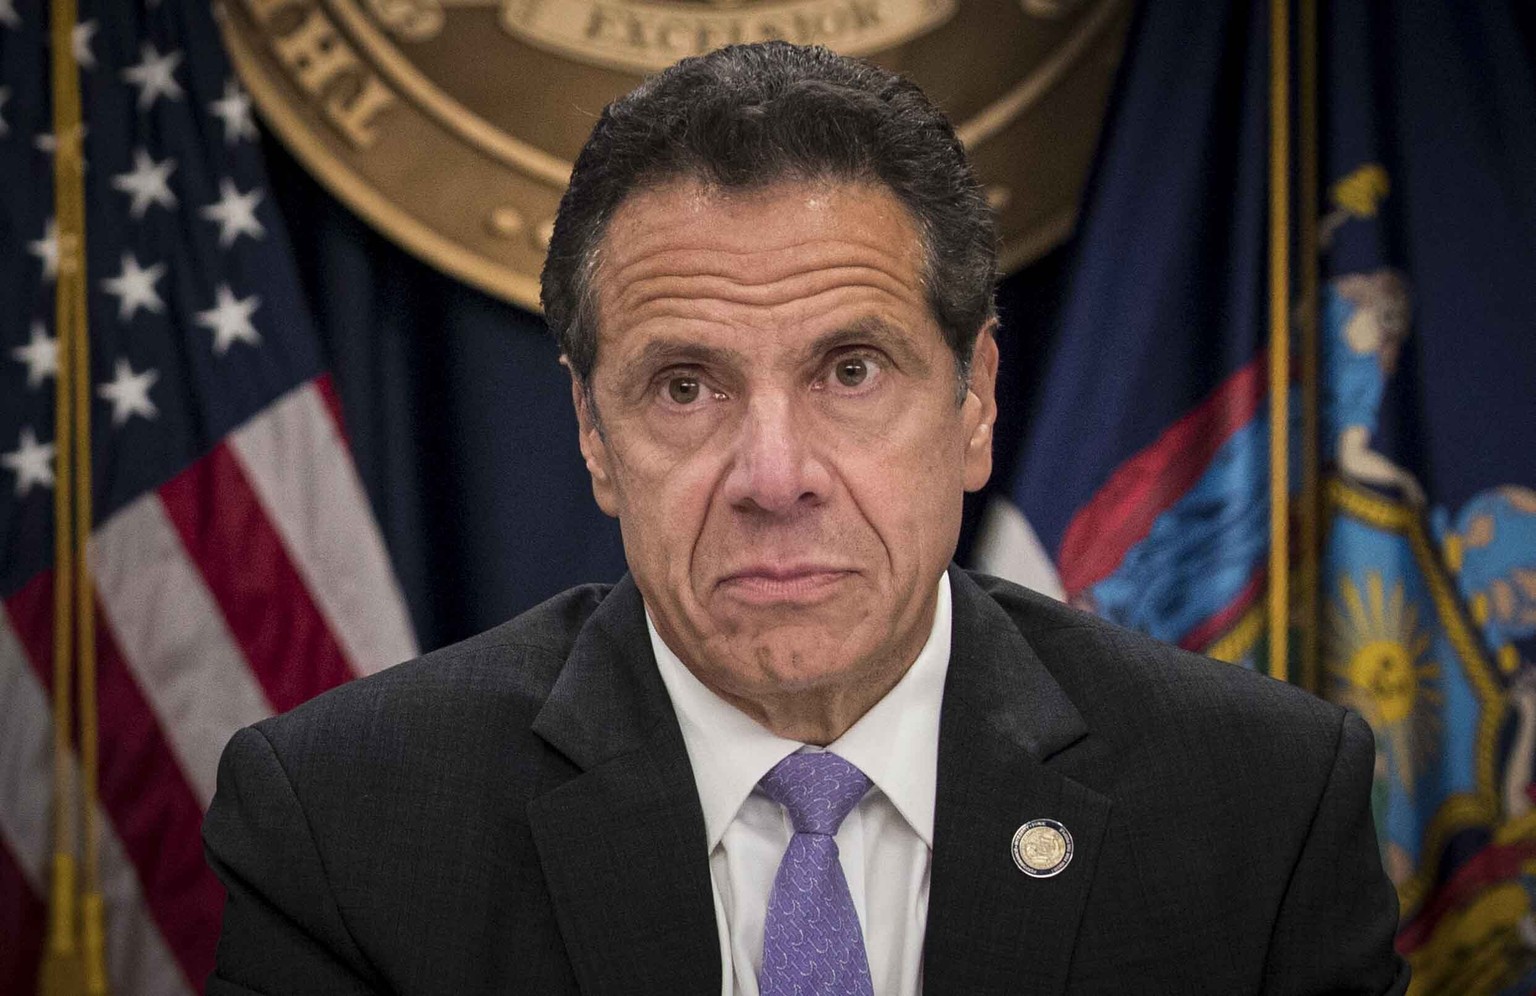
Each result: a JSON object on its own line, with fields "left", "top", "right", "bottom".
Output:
{"left": 756, "top": 751, "right": 875, "bottom": 996}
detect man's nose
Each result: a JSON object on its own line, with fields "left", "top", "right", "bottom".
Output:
{"left": 721, "top": 393, "right": 831, "bottom": 515}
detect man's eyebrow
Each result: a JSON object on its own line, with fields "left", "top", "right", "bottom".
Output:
{"left": 615, "top": 318, "right": 934, "bottom": 384}
{"left": 807, "top": 318, "right": 932, "bottom": 376}
{"left": 625, "top": 338, "right": 750, "bottom": 373}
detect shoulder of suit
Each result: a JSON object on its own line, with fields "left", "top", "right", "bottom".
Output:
{"left": 962, "top": 570, "right": 1351, "bottom": 755}
{"left": 252, "top": 582, "right": 618, "bottom": 750}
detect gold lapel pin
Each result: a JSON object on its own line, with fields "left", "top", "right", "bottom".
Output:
{"left": 1012, "top": 819, "right": 1074, "bottom": 878}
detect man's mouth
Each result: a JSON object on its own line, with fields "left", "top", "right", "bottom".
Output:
{"left": 716, "top": 565, "right": 854, "bottom": 604}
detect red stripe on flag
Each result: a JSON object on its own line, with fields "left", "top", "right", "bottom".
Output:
{"left": 5, "top": 572, "right": 52, "bottom": 694}
{"left": 1179, "top": 567, "right": 1266, "bottom": 652}
{"left": 159, "top": 444, "right": 357, "bottom": 711}
{"left": 1, "top": 577, "right": 50, "bottom": 996}
{"left": 1395, "top": 837, "right": 1536, "bottom": 954}
{"left": 1057, "top": 359, "right": 1268, "bottom": 596}
{"left": 314, "top": 372, "right": 351, "bottom": 448}
{"left": 0, "top": 834, "right": 44, "bottom": 995}
{"left": 5, "top": 574, "right": 221, "bottom": 993}
{"left": 92, "top": 599, "right": 223, "bottom": 991}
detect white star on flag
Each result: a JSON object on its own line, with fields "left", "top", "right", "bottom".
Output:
{"left": 201, "top": 177, "right": 265, "bottom": 247}
{"left": 98, "top": 358, "right": 160, "bottom": 426}
{"left": 0, "top": 0, "right": 427, "bottom": 986}
{"left": 210, "top": 78, "right": 257, "bottom": 144}
{"left": 122, "top": 43, "right": 184, "bottom": 110}
{"left": 11, "top": 322, "right": 59, "bottom": 388}
{"left": 101, "top": 252, "right": 168, "bottom": 321}
{"left": 195, "top": 284, "right": 263, "bottom": 354}
{"left": 111, "top": 147, "right": 178, "bottom": 218}
{"left": 28, "top": 216, "right": 59, "bottom": 281}
{"left": 34, "top": 124, "right": 88, "bottom": 165}
{"left": 73, "top": 19, "right": 98, "bottom": 70}
{"left": 2, "top": 427, "right": 56, "bottom": 497}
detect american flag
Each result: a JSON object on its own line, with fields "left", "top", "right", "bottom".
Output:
{"left": 0, "top": 0, "right": 419, "bottom": 991}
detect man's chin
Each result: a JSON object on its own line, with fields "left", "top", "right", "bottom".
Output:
{"left": 705, "top": 621, "right": 879, "bottom": 685}
{"left": 723, "top": 646, "right": 870, "bottom": 701}
{"left": 699, "top": 589, "right": 872, "bottom": 652}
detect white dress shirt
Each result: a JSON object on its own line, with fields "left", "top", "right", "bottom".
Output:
{"left": 648, "top": 574, "right": 951, "bottom": 996}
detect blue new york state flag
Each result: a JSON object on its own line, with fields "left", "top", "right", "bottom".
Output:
{"left": 979, "top": 2, "right": 1536, "bottom": 987}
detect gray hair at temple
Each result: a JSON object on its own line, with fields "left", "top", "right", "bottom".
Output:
{"left": 540, "top": 41, "right": 1000, "bottom": 396}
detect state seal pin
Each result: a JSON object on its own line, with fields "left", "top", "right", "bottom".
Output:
{"left": 1012, "top": 819, "right": 1073, "bottom": 878}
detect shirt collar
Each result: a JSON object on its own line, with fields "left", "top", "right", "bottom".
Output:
{"left": 648, "top": 573, "right": 951, "bottom": 851}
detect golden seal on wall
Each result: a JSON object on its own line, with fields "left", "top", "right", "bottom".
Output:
{"left": 221, "top": 0, "right": 1131, "bottom": 311}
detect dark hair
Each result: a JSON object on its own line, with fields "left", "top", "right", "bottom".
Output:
{"left": 540, "top": 41, "right": 999, "bottom": 389}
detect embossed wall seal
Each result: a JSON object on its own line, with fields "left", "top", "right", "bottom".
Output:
{"left": 221, "top": 0, "right": 1130, "bottom": 311}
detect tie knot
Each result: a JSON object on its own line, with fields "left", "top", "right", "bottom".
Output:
{"left": 758, "top": 751, "right": 871, "bottom": 835}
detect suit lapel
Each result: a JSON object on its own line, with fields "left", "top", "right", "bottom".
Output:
{"left": 923, "top": 569, "right": 1112, "bottom": 995}
{"left": 528, "top": 577, "right": 720, "bottom": 996}
{"left": 524, "top": 570, "right": 1113, "bottom": 994}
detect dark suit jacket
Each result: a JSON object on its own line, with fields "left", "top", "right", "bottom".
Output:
{"left": 203, "top": 568, "right": 1408, "bottom": 995}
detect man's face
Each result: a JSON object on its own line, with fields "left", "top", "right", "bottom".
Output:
{"left": 571, "top": 179, "right": 997, "bottom": 727}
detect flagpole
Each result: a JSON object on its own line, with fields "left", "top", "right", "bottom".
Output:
{"left": 71, "top": 110, "right": 104, "bottom": 996}
{"left": 1267, "top": 0, "right": 1292, "bottom": 684}
{"left": 1296, "top": 0, "right": 1321, "bottom": 695}
{"left": 42, "top": 0, "right": 81, "bottom": 984}
{"left": 41, "top": 0, "right": 106, "bottom": 988}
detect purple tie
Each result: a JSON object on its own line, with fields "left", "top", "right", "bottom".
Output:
{"left": 756, "top": 751, "right": 875, "bottom": 996}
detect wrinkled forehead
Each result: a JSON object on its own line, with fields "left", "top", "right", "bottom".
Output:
{"left": 586, "top": 178, "right": 931, "bottom": 346}
{"left": 600, "top": 176, "right": 925, "bottom": 266}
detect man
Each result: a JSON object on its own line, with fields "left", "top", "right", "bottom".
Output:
{"left": 204, "top": 42, "right": 1407, "bottom": 995}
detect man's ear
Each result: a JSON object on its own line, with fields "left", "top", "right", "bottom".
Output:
{"left": 962, "top": 320, "right": 1000, "bottom": 493}
{"left": 563, "top": 358, "right": 620, "bottom": 517}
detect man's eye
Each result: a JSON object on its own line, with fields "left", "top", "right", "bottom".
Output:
{"left": 835, "top": 358, "right": 868, "bottom": 387}
{"left": 667, "top": 376, "right": 702, "bottom": 404}
{"left": 830, "top": 355, "right": 881, "bottom": 390}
